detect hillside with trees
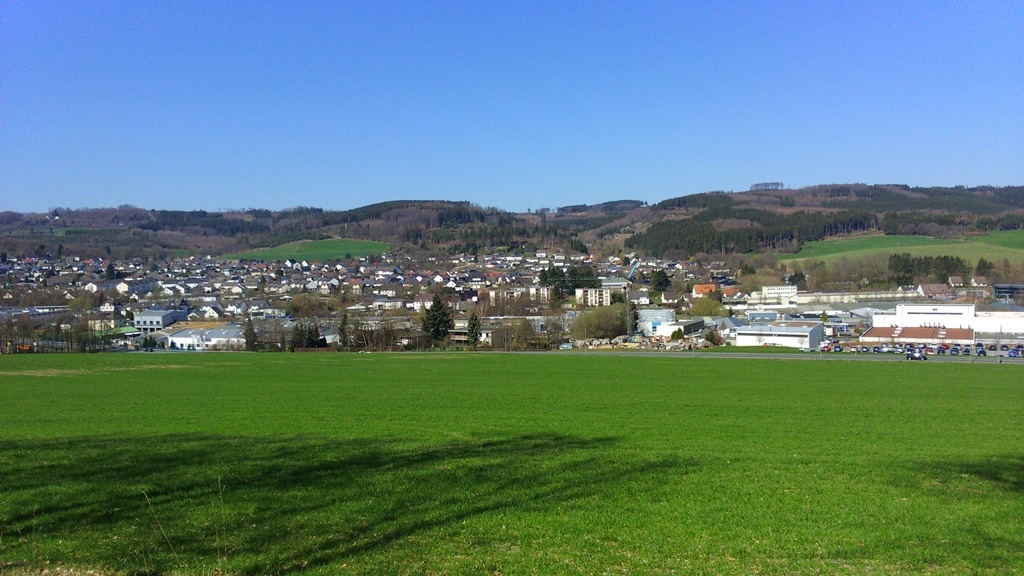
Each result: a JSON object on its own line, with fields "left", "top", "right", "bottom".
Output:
{"left": 1, "top": 185, "right": 1022, "bottom": 260}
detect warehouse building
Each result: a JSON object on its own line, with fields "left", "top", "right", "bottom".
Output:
{"left": 735, "top": 321, "right": 824, "bottom": 350}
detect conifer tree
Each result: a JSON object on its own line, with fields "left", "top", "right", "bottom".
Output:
{"left": 423, "top": 294, "right": 453, "bottom": 342}
{"left": 244, "top": 318, "right": 258, "bottom": 351}
{"left": 467, "top": 311, "right": 481, "bottom": 347}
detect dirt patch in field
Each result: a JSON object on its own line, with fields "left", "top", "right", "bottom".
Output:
{"left": 1, "top": 365, "right": 194, "bottom": 377}
{"left": 0, "top": 564, "right": 109, "bottom": 576}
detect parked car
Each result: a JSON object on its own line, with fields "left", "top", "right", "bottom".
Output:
{"left": 976, "top": 348, "right": 987, "bottom": 357}
{"left": 907, "top": 351, "right": 928, "bottom": 361}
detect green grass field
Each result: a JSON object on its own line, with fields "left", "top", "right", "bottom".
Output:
{"left": 2, "top": 353, "right": 1022, "bottom": 575}
{"left": 227, "top": 238, "right": 388, "bottom": 262}
{"left": 973, "top": 230, "right": 1024, "bottom": 249}
{"left": 779, "top": 231, "right": 1024, "bottom": 266}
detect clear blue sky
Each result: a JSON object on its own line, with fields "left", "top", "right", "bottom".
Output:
{"left": 3, "top": 1, "right": 1022, "bottom": 214}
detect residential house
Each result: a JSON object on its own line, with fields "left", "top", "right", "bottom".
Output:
{"left": 627, "top": 290, "right": 651, "bottom": 306}
{"left": 721, "top": 287, "right": 747, "bottom": 305}
{"left": 917, "top": 283, "right": 954, "bottom": 300}
{"left": 116, "top": 278, "right": 159, "bottom": 297}
{"left": 691, "top": 283, "right": 718, "bottom": 299}
{"left": 661, "top": 291, "right": 681, "bottom": 305}
{"left": 410, "top": 293, "right": 435, "bottom": 312}
{"left": 372, "top": 296, "right": 406, "bottom": 311}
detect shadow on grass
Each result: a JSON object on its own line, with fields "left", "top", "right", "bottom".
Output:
{"left": 918, "top": 455, "right": 1024, "bottom": 494}
{"left": 884, "top": 455, "right": 1024, "bottom": 567}
{"left": 1, "top": 433, "right": 690, "bottom": 574}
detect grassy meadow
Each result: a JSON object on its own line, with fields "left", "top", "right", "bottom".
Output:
{"left": 779, "top": 231, "right": 1024, "bottom": 266}
{"left": 1, "top": 353, "right": 1023, "bottom": 575}
{"left": 227, "top": 238, "right": 388, "bottom": 262}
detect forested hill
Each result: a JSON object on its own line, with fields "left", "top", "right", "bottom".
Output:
{"left": 0, "top": 201, "right": 575, "bottom": 259}
{"left": 623, "top": 184, "right": 1024, "bottom": 258}
{"left": 1, "top": 184, "right": 1022, "bottom": 260}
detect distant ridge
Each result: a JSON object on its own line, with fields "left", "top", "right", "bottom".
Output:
{"left": 1, "top": 185, "right": 1021, "bottom": 260}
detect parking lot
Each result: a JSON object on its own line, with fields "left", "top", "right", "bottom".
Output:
{"left": 819, "top": 340, "right": 1024, "bottom": 361}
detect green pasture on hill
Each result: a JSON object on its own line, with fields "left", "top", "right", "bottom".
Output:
{"left": 973, "top": 229, "right": 1024, "bottom": 249}
{"left": 779, "top": 231, "right": 1024, "bottom": 266}
{"left": 1, "top": 353, "right": 1023, "bottom": 575}
{"left": 227, "top": 237, "right": 388, "bottom": 262}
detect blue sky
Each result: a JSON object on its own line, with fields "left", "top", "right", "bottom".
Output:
{"left": 3, "top": 1, "right": 1022, "bottom": 213}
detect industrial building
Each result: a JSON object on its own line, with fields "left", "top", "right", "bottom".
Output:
{"left": 735, "top": 321, "right": 824, "bottom": 350}
{"left": 861, "top": 304, "right": 1024, "bottom": 346}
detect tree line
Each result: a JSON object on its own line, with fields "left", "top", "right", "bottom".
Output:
{"left": 626, "top": 209, "right": 875, "bottom": 257}
{"left": 537, "top": 265, "right": 601, "bottom": 299}
{"left": 887, "top": 253, "right": 972, "bottom": 285}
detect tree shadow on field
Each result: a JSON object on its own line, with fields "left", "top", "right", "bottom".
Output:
{"left": 882, "top": 455, "right": 1024, "bottom": 568}
{"left": 916, "top": 455, "right": 1024, "bottom": 494}
{"left": 0, "top": 433, "right": 689, "bottom": 574}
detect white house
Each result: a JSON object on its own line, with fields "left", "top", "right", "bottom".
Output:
{"left": 627, "top": 290, "right": 651, "bottom": 306}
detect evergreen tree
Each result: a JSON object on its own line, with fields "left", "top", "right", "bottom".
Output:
{"left": 304, "top": 322, "right": 323, "bottom": 348}
{"left": 976, "top": 257, "right": 994, "bottom": 278}
{"left": 289, "top": 322, "right": 321, "bottom": 350}
{"left": 340, "top": 313, "right": 349, "bottom": 350}
{"left": 650, "top": 269, "right": 671, "bottom": 292}
{"left": 423, "top": 294, "right": 453, "bottom": 341}
{"left": 466, "top": 311, "right": 481, "bottom": 347}
{"left": 244, "top": 318, "right": 258, "bottom": 351}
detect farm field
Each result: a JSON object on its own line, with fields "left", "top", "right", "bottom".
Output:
{"left": 779, "top": 232, "right": 1024, "bottom": 266}
{"left": 1, "top": 353, "right": 1023, "bottom": 575}
{"left": 227, "top": 237, "right": 388, "bottom": 261}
